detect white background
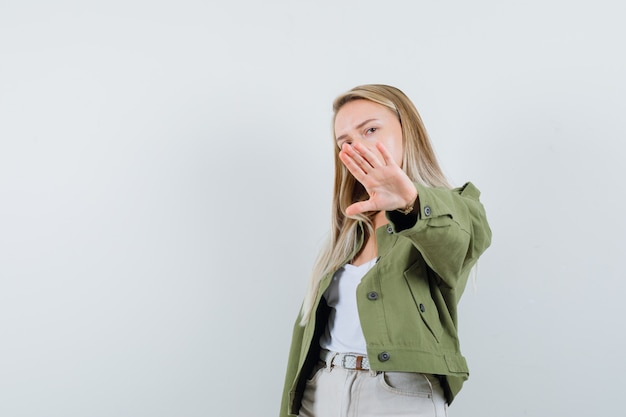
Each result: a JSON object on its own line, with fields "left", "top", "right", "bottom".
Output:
{"left": 1, "top": 1, "right": 625, "bottom": 416}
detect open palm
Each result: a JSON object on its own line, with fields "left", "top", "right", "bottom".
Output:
{"left": 339, "top": 142, "right": 418, "bottom": 216}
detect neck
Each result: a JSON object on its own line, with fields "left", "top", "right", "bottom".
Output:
{"left": 351, "top": 211, "right": 387, "bottom": 266}
{"left": 373, "top": 211, "right": 388, "bottom": 229}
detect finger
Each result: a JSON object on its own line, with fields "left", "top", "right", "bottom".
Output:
{"left": 352, "top": 142, "right": 382, "bottom": 167}
{"left": 343, "top": 143, "right": 374, "bottom": 172}
{"left": 375, "top": 142, "right": 397, "bottom": 166}
{"left": 339, "top": 148, "right": 368, "bottom": 178}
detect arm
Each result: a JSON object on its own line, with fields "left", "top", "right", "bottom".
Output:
{"left": 386, "top": 182, "right": 492, "bottom": 288}
{"left": 338, "top": 141, "right": 491, "bottom": 288}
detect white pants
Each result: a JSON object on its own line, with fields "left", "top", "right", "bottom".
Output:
{"left": 299, "top": 361, "right": 448, "bottom": 417}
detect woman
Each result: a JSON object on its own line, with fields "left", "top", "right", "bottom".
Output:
{"left": 280, "top": 84, "right": 491, "bottom": 417}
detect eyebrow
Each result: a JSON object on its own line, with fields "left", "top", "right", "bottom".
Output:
{"left": 336, "top": 118, "right": 379, "bottom": 142}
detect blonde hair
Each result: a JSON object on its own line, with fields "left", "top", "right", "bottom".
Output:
{"left": 300, "top": 84, "right": 451, "bottom": 325}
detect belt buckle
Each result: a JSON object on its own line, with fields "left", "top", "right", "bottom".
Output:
{"left": 342, "top": 354, "right": 364, "bottom": 370}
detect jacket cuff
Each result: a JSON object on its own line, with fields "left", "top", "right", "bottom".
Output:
{"left": 386, "top": 182, "right": 456, "bottom": 232}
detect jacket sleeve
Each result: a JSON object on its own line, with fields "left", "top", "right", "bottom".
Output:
{"left": 279, "top": 312, "right": 305, "bottom": 417}
{"left": 385, "top": 182, "right": 491, "bottom": 288}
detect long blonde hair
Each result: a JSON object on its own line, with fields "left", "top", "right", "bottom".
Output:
{"left": 300, "top": 84, "right": 451, "bottom": 325}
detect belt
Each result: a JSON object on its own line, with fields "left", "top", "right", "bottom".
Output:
{"left": 321, "top": 350, "right": 371, "bottom": 371}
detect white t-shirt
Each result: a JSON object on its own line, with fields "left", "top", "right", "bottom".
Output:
{"left": 318, "top": 257, "right": 377, "bottom": 354}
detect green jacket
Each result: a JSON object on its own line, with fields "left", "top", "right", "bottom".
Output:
{"left": 280, "top": 182, "right": 492, "bottom": 417}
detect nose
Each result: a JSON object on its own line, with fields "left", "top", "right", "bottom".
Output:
{"left": 340, "top": 135, "right": 367, "bottom": 149}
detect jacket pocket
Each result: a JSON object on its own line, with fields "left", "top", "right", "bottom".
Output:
{"left": 426, "top": 215, "right": 453, "bottom": 227}
{"left": 404, "top": 260, "right": 444, "bottom": 342}
{"left": 378, "top": 371, "right": 439, "bottom": 398}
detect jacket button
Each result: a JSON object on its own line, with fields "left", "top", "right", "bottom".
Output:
{"left": 419, "top": 303, "right": 426, "bottom": 313}
{"left": 378, "top": 352, "right": 390, "bottom": 362}
{"left": 367, "top": 292, "right": 379, "bottom": 300}
{"left": 386, "top": 225, "right": 393, "bottom": 234}
{"left": 424, "top": 206, "right": 432, "bottom": 217}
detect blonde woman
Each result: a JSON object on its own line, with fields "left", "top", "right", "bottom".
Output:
{"left": 280, "top": 85, "right": 491, "bottom": 417}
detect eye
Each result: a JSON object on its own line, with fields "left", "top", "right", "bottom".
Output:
{"left": 365, "top": 127, "right": 377, "bottom": 135}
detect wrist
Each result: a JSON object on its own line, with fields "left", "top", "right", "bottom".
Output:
{"left": 397, "top": 190, "right": 418, "bottom": 215}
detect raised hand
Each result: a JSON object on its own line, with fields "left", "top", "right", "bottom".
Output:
{"left": 339, "top": 141, "right": 418, "bottom": 216}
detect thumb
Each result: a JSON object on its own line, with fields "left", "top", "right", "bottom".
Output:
{"left": 345, "top": 199, "right": 377, "bottom": 216}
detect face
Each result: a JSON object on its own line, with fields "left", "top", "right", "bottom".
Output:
{"left": 334, "top": 99, "right": 404, "bottom": 167}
